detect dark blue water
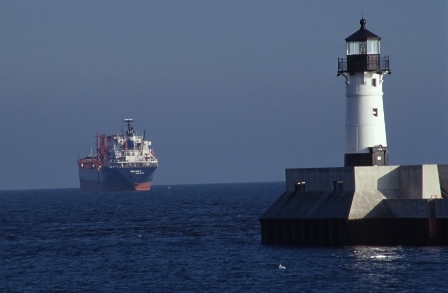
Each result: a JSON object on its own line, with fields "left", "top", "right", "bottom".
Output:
{"left": 1, "top": 182, "right": 447, "bottom": 292}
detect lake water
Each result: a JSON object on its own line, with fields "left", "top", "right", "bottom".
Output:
{"left": 1, "top": 182, "right": 447, "bottom": 292}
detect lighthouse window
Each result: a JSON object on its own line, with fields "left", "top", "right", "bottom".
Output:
{"left": 347, "top": 42, "right": 354, "bottom": 55}
{"left": 373, "top": 108, "right": 378, "bottom": 117}
{"left": 372, "top": 78, "right": 377, "bottom": 87}
{"left": 333, "top": 181, "right": 343, "bottom": 191}
{"left": 367, "top": 39, "right": 379, "bottom": 54}
{"left": 347, "top": 41, "right": 367, "bottom": 55}
{"left": 359, "top": 43, "right": 367, "bottom": 54}
{"left": 347, "top": 42, "right": 359, "bottom": 55}
{"left": 295, "top": 182, "right": 306, "bottom": 191}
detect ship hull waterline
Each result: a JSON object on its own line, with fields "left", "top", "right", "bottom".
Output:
{"left": 79, "top": 166, "right": 156, "bottom": 192}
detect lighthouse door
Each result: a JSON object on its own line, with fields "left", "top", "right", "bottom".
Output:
{"left": 370, "top": 146, "right": 388, "bottom": 166}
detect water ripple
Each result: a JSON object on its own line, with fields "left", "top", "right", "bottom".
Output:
{"left": 1, "top": 183, "right": 448, "bottom": 292}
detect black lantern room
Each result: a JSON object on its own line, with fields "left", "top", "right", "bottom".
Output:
{"left": 338, "top": 19, "right": 390, "bottom": 74}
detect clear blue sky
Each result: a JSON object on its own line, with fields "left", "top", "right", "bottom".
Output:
{"left": 0, "top": 1, "right": 447, "bottom": 190}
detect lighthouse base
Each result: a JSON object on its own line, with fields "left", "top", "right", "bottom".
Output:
{"left": 345, "top": 146, "right": 388, "bottom": 167}
{"left": 260, "top": 164, "right": 448, "bottom": 246}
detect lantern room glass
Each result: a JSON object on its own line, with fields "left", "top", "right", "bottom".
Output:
{"left": 346, "top": 39, "right": 380, "bottom": 55}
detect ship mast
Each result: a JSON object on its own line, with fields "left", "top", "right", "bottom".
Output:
{"left": 123, "top": 118, "right": 134, "bottom": 133}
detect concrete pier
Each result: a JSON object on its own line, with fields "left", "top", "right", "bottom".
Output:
{"left": 259, "top": 164, "right": 448, "bottom": 246}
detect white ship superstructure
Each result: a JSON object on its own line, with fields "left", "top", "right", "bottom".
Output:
{"left": 105, "top": 118, "right": 158, "bottom": 168}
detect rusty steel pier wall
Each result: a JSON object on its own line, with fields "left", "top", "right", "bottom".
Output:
{"left": 259, "top": 164, "right": 448, "bottom": 246}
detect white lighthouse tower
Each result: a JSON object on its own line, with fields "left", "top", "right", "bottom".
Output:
{"left": 338, "top": 18, "right": 391, "bottom": 167}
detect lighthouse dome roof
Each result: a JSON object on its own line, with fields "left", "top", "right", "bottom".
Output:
{"left": 345, "top": 18, "right": 381, "bottom": 42}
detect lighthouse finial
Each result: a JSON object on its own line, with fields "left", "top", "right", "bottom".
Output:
{"left": 360, "top": 17, "right": 366, "bottom": 29}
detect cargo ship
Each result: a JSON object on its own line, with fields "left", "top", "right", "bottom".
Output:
{"left": 77, "top": 119, "right": 158, "bottom": 191}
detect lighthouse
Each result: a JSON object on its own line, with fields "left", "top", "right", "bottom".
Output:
{"left": 337, "top": 19, "right": 390, "bottom": 167}
{"left": 260, "top": 17, "right": 448, "bottom": 247}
